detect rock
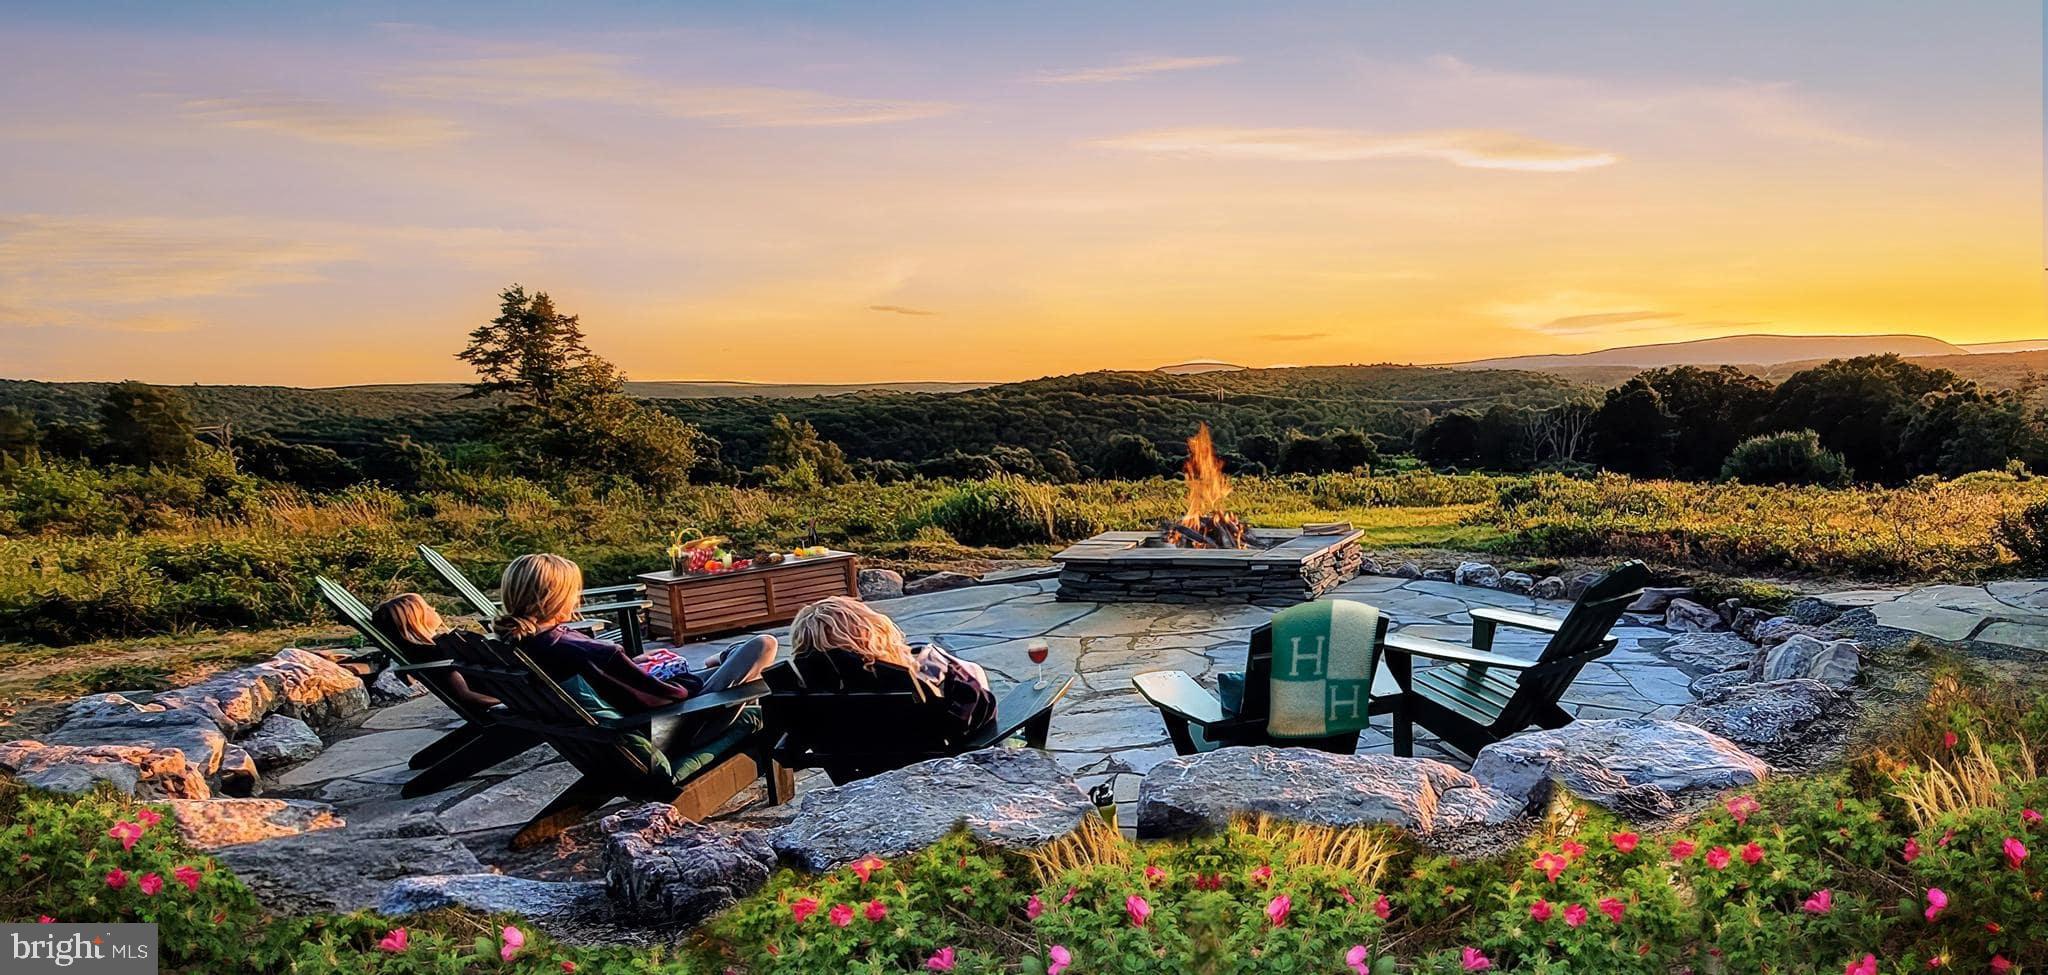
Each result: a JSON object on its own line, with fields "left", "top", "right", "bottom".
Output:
{"left": 858, "top": 568, "right": 906, "bottom": 600}
{"left": 1422, "top": 568, "right": 1454, "bottom": 583}
{"left": 167, "top": 798, "right": 344, "bottom": 850}
{"left": 1783, "top": 597, "right": 1843, "bottom": 626}
{"left": 215, "top": 745, "right": 260, "bottom": 797}
{"left": 1469, "top": 718, "right": 1769, "bottom": 818}
{"left": 151, "top": 672, "right": 282, "bottom": 738}
{"left": 1454, "top": 562, "right": 1502, "bottom": 589}
{"left": 1498, "top": 571, "right": 1536, "bottom": 595}
{"left": 43, "top": 696, "right": 228, "bottom": 778}
{"left": 603, "top": 803, "right": 778, "bottom": 925}
{"left": 1675, "top": 679, "right": 1850, "bottom": 765}
{"left": 1731, "top": 607, "right": 1772, "bottom": 641}
{"left": 903, "top": 571, "right": 977, "bottom": 596}
{"left": 367, "top": 669, "right": 424, "bottom": 706}
{"left": 262, "top": 648, "right": 372, "bottom": 729}
{"left": 1531, "top": 575, "right": 1567, "bottom": 600}
{"left": 1391, "top": 562, "right": 1423, "bottom": 579}
{"left": 0, "top": 740, "right": 209, "bottom": 799}
{"left": 215, "top": 815, "right": 482, "bottom": 914}
{"left": 772, "top": 748, "right": 1093, "bottom": 871}
{"left": 1136, "top": 747, "right": 1523, "bottom": 839}
{"left": 1628, "top": 587, "right": 1694, "bottom": 614}
{"left": 1754, "top": 620, "right": 1841, "bottom": 649}
{"left": 1753, "top": 635, "right": 1861, "bottom": 690}
{"left": 1566, "top": 571, "right": 1604, "bottom": 601}
{"left": 242, "top": 714, "right": 324, "bottom": 769}
{"left": 1716, "top": 598, "right": 1742, "bottom": 625}
{"left": 1660, "top": 632, "right": 1762, "bottom": 673}
{"left": 1356, "top": 556, "right": 1382, "bottom": 576}
{"left": 1687, "top": 671, "right": 1751, "bottom": 700}
{"left": 1664, "top": 599, "right": 1726, "bottom": 632}
{"left": 379, "top": 874, "right": 607, "bottom": 923}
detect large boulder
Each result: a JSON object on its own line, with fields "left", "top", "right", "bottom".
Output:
{"left": 1470, "top": 719, "right": 1769, "bottom": 818}
{"left": 1675, "top": 679, "right": 1850, "bottom": 766}
{"left": 604, "top": 803, "right": 778, "bottom": 926}
{"left": 167, "top": 798, "right": 344, "bottom": 850}
{"left": 43, "top": 697, "right": 228, "bottom": 780}
{"left": 367, "top": 669, "right": 425, "bottom": 706}
{"left": 1664, "top": 599, "right": 1727, "bottom": 632}
{"left": 1422, "top": 568, "right": 1454, "bottom": 583}
{"left": 1687, "top": 671, "right": 1752, "bottom": 700}
{"left": 1531, "top": 576, "right": 1567, "bottom": 600}
{"left": 0, "top": 740, "right": 209, "bottom": 799}
{"left": 1136, "top": 747, "right": 1524, "bottom": 839}
{"left": 771, "top": 747, "right": 1093, "bottom": 871}
{"left": 1731, "top": 607, "right": 1772, "bottom": 641}
{"left": 1659, "top": 632, "right": 1762, "bottom": 674}
{"left": 1454, "top": 562, "right": 1501, "bottom": 589}
{"left": 379, "top": 875, "right": 607, "bottom": 926}
{"left": 1752, "top": 635, "right": 1861, "bottom": 690}
{"left": 215, "top": 813, "right": 482, "bottom": 914}
{"left": 1751, "top": 616, "right": 1839, "bottom": 648}
{"left": 904, "top": 571, "right": 977, "bottom": 596}
{"left": 1499, "top": 572, "right": 1536, "bottom": 595}
{"left": 1628, "top": 587, "right": 1694, "bottom": 614}
{"left": 153, "top": 648, "right": 368, "bottom": 735}
{"left": 858, "top": 568, "right": 906, "bottom": 600}
{"left": 241, "top": 714, "right": 324, "bottom": 769}
{"left": 1391, "top": 562, "right": 1424, "bottom": 579}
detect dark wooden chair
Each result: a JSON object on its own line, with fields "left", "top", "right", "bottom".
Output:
{"left": 438, "top": 631, "right": 786, "bottom": 848}
{"left": 760, "top": 657, "right": 1074, "bottom": 785}
{"left": 1384, "top": 560, "right": 1651, "bottom": 757}
{"left": 1133, "top": 602, "right": 1403, "bottom": 756}
{"left": 314, "top": 576, "right": 544, "bottom": 798}
{"left": 416, "top": 544, "right": 650, "bottom": 656}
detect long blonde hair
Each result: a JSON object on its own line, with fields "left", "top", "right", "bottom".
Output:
{"left": 372, "top": 593, "right": 442, "bottom": 646}
{"left": 790, "top": 596, "right": 926, "bottom": 692}
{"left": 492, "top": 553, "right": 583, "bottom": 640}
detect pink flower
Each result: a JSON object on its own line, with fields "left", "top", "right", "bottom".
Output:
{"left": 104, "top": 868, "right": 128, "bottom": 889}
{"left": 173, "top": 865, "right": 202, "bottom": 892}
{"left": 1992, "top": 955, "right": 2013, "bottom": 973}
{"left": 107, "top": 821, "right": 143, "bottom": 851}
{"left": 1249, "top": 864, "right": 1272, "bottom": 885}
{"left": 138, "top": 873, "right": 163, "bottom": 896}
{"left": 1346, "top": 945, "right": 1371, "bottom": 975}
{"left": 1060, "top": 886, "right": 1077, "bottom": 906}
{"left": 1705, "top": 846, "right": 1732, "bottom": 870}
{"left": 1923, "top": 887, "right": 1947, "bottom": 922}
{"left": 1144, "top": 865, "right": 1166, "bottom": 886}
{"left": 1531, "top": 852, "right": 1570, "bottom": 882}
{"left": 1598, "top": 897, "right": 1625, "bottom": 923}
{"left": 2004, "top": 836, "right": 2029, "bottom": 869}
{"left": 1126, "top": 894, "right": 1151, "bottom": 927}
{"left": 1048, "top": 945, "right": 1071, "bottom": 975}
{"left": 1845, "top": 954, "right": 1878, "bottom": 975}
{"left": 864, "top": 899, "right": 887, "bottom": 922}
{"left": 1609, "top": 832, "right": 1639, "bottom": 853}
{"left": 499, "top": 926, "right": 524, "bottom": 962}
{"left": 1563, "top": 903, "right": 1589, "bottom": 928}
{"left": 1265, "top": 894, "right": 1290, "bottom": 927}
{"left": 1726, "top": 795, "right": 1760, "bottom": 825}
{"left": 1904, "top": 837, "right": 1921, "bottom": 862}
{"left": 1460, "top": 947, "right": 1492, "bottom": 972}
{"left": 1740, "top": 841, "right": 1765, "bottom": 866}
{"left": 36, "top": 916, "right": 54, "bottom": 924}
{"left": 561, "top": 964, "right": 576, "bottom": 974}
{"left": 1372, "top": 893, "right": 1390, "bottom": 920}
{"left": 925, "top": 946, "right": 957, "bottom": 972}
{"left": 1560, "top": 839, "right": 1587, "bottom": 860}
{"left": 135, "top": 808, "right": 162, "bottom": 828}
{"left": 376, "top": 929, "right": 409, "bottom": 954}
{"left": 1529, "top": 898, "right": 1553, "bottom": 922}
{"left": 1802, "top": 889, "right": 1833, "bottom": 915}
{"left": 850, "top": 855, "right": 885, "bottom": 883}
{"left": 2024, "top": 808, "right": 2042, "bottom": 826}
{"left": 1026, "top": 894, "right": 1044, "bottom": 920}
{"left": 791, "top": 897, "right": 819, "bottom": 923}
{"left": 828, "top": 903, "right": 853, "bottom": 928}
{"left": 1942, "top": 730, "right": 1958, "bottom": 750}
{"left": 1669, "top": 839, "right": 1696, "bottom": 859}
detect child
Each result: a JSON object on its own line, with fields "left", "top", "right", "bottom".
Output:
{"left": 369, "top": 593, "right": 498, "bottom": 708}
{"left": 786, "top": 595, "right": 995, "bottom": 745}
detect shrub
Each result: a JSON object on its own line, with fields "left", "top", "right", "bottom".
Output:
{"left": 1720, "top": 429, "right": 1852, "bottom": 487}
{"left": 1998, "top": 498, "right": 2048, "bottom": 571}
{"left": 925, "top": 477, "right": 1060, "bottom": 546}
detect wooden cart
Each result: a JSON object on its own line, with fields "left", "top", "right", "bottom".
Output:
{"left": 636, "top": 551, "right": 859, "bottom": 641}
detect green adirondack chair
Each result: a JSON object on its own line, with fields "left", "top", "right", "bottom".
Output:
{"left": 1133, "top": 600, "right": 1403, "bottom": 756}
{"left": 314, "top": 577, "right": 543, "bottom": 797}
{"left": 1383, "top": 561, "right": 1650, "bottom": 757}
{"left": 416, "top": 544, "right": 650, "bottom": 656}
{"left": 437, "top": 630, "right": 786, "bottom": 848}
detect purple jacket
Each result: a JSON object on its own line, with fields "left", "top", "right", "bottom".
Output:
{"left": 516, "top": 625, "right": 704, "bottom": 714}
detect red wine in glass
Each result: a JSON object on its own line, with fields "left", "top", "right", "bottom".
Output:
{"left": 1027, "top": 640, "right": 1050, "bottom": 688}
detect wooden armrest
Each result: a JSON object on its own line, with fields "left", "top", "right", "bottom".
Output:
{"left": 1384, "top": 632, "right": 1536, "bottom": 670}
{"left": 975, "top": 674, "right": 1075, "bottom": 746}
{"left": 598, "top": 679, "right": 771, "bottom": 729}
{"left": 393, "top": 659, "right": 455, "bottom": 674}
{"left": 580, "top": 583, "right": 646, "bottom": 600}
{"left": 1469, "top": 607, "right": 1566, "bottom": 633}
{"left": 1131, "top": 671, "right": 1226, "bottom": 726}
{"left": 577, "top": 598, "right": 652, "bottom": 615}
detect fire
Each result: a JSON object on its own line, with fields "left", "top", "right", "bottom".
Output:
{"left": 1167, "top": 423, "right": 1250, "bottom": 549}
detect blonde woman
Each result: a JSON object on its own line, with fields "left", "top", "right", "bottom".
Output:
{"left": 493, "top": 553, "right": 776, "bottom": 715}
{"left": 370, "top": 593, "right": 498, "bottom": 708}
{"left": 787, "top": 596, "right": 995, "bottom": 742}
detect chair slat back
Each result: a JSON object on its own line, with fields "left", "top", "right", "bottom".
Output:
{"left": 761, "top": 658, "right": 962, "bottom": 759}
{"left": 1503, "top": 561, "right": 1650, "bottom": 726}
{"left": 439, "top": 631, "right": 652, "bottom": 778}
{"left": 417, "top": 545, "right": 502, "bottom": 618}
{"left": 316, "top": 576, "right": 499, "bottom": 725}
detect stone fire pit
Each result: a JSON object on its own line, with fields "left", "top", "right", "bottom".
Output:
{"left": 1052, "top": 528, "right": 1365, "bottom": 605}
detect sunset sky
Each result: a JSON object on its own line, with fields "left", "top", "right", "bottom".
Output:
{"left": 2, "top": 2, "right": 2042, "bottom": 385}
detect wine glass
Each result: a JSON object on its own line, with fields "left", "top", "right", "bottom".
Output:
{"left": 1027, "top": 639, "right": 1050, "bottom": 689}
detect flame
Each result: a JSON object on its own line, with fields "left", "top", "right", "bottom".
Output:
{"left": 1181, "top": 423, "right": 1231, "bottom": 524}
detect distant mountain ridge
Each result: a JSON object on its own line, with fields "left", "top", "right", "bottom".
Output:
{"left": 1450, "top": 333, "right": 1976, "bottom": 371}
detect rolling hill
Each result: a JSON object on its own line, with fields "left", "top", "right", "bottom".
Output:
{"left": 1451, "top": 333, "right": 1970, "bottom": 371}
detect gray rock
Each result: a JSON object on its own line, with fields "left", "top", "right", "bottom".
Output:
{"left": 858, "top": 568, "right": 906, "bottom": 600}
{"left": 214, "top": 814, "right": 482, "bottom": 914}
{"left": 367, "top": 669, "right": 425, "bottom": 706}
{"left": 604, "top": 803, "right": 778, "bottom": 925}
{"left": 242, "top": 714, "right": 324, "bottom": 769}
{"left": 1716, "top": 598, "right": 1742, "bottom": 625}
{"left": 1731, "top": 607, "right": 1772, "bottom": 641}
{"left": 0, "top": 740, "right": 210, "bottom": 799}
{"left": 1753, "top": 635, "right": 1861, "bottom": 690}
{"left": 1566, "top": 571, "right": 1604, "bottom": 601}
{"left": 904, "top": 571, "right": 978, "bottom": 596}
{"left": 43, "top": 697, "right": 228, "bottom": 779}
{"left": 1499, "top": 572, "right": 1536, "bottom": 595}
{"left": 216, "top": 745, "right": 259, "bottom": 797}
{"left": 1454, "top": 562, "right": 1502, "bottom": 589}
{"left": 1752, "top": 616, "right": 1839, "bottom": 648}
{"left": 772, "top": 747, "right": 1093, "bottom": 871}
{"left": 1470, "top": 718, "right": 1769, "bottom": 817}
{"left": 167, "top": 798, "right": 343, "bottom": 850}
{"left": 1687, "top": 670, "right": 1752, "bottom": 700}
{"left": 1664, "top": 599, "right": 1727, "bottom": 632}
{"left": 379, "top": 874, "right": 607, "bottom": 922}
{"left": 1675, "top": 679, "right": 1849, "bottom": 765}
{"left": 1422, "top": 568, "right": 1455, "bottom": 582}
{"left": 1531, "top": 575, "right": 1567, "bottom": 600}
{"left": 1783, "top": 597, "right": 1843, "bottom": 625}
{"left": 153, "top": 647, "right": 368, "bottom": 735}
{"left": 1356, "top": 557, "right": 1381, "bottom": 576}
{"left": 1391, "top": 562, "right": 1424, "bottom": 579}
{"left": 1660, "top": 632, "right": 1762, "bottom": 673}
{"left": 1628, "top": 587, "right": 1695, "bottom": 614}
{"left": 1136, "top": 747, "right": 1522, "bottom": 839}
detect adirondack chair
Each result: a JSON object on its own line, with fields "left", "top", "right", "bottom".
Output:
{"left": 1133, "top": 600, "right": 1403, "bottom": 756}
{"left": 438, "top": 630, "right": 785, "bottom": 847}
{"left": 1384, "top": 560, "right": 1651, "bottom": 757}
{"left": 416, "top": 544, "right": 649, "bottom": 656}
{"left": 760, "top": 656, "right": 1075, "bottom": 784}
{"left": 314, "top": 576, "right": 544, "bottom": 798}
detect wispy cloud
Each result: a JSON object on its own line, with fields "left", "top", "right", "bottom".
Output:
{"left": 1527, "top": 310, "right": 1683, "bottom": 335}
{"left": 1033, "top": 55, "right": 1240, "bottom": 85}
{"left": 1257, "top": 331, "right": 1328, "bottom": 342}
{"left": 1094, "top": 127, "right": 1619, "bottom": 171}
{"left": 868, "top": 304, "right": 938, "bottom": 316}
{"left": 179, "top": 95, "right": 466, "bottom": 147}
{"left": 0, "top": 215, "right": 354, "bottom": 307}
{"left": 388, "top": 52, "right": 953, "bottom": 127}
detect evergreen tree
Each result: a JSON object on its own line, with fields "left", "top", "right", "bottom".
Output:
{"left": 98, "top": 381, "right": 198, "bottom": 468}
